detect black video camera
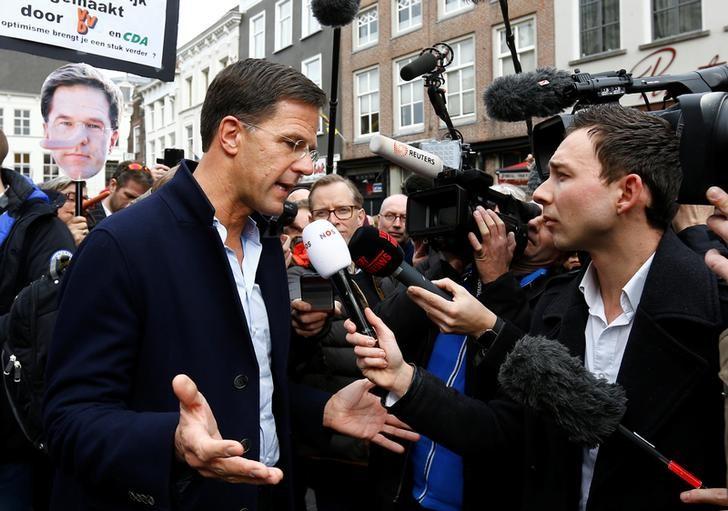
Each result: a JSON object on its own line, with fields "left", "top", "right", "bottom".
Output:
{"left": 532, "top": 64, "right": 728, "bottom": 204}
{"left": 407, "top": 149, "right": 541, "bottom": 261}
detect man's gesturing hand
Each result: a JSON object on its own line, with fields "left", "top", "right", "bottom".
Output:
{"left": 172, "top": 374, "right": 283, "bottom": 485}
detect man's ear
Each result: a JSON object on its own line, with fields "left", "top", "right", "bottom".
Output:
{"left": 108, "top": 178, "right": 118, "bottom": 193}
{"left": 108, "top": 130, "right": 119, "bottom": 154}
{"left": 616, "top": 174, "right": 648, "bottom": 215}
{"left": 356, "top": 207, "right": 366, "bottom": 227}
{"left": 217, "top": 116, "right": 243, "bottom": 156}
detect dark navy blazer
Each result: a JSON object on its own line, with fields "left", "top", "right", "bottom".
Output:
{"left": 44, "top": 161, "right": 327, "bottom": 511}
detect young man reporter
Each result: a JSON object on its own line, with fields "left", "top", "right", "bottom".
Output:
{"left": 349, "top": 104, "right": 727, "bottom": 511}
{"left": 43, "top": 59, "right": 416, "bottom": 511}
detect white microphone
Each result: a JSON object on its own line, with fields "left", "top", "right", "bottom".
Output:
{"left": 302, "top": 220, "right": 376, "bottom": 338}
{"left": 369, "top": 134, "right": 447, "bottom": 179}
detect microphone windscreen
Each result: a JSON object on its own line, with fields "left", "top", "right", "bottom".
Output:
{"left": 498, "top": 335, "right": 627, "bottom": 447}
{"left": 303, "top": 219, "right": 352, "bottom": 278}
{"left": 349, "top": 226, "right": 404, "bottom": 277}
{"left": 483, "top": 67, "right": 575, "bottom": 122}
{"left": 400, "top": 52, "right": 438, "bottom": 81}
{"left": 311, "top": 0, "right": 361, "bottom": 27}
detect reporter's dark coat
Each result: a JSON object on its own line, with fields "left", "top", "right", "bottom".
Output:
{"left": 43, "top": 161, "right": 328, "bottom": 511}
{"left": 389, "top": 229, "right": 726, "bottom": 511}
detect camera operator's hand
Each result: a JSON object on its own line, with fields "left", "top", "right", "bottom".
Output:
{"left": 407, "top": 278, "right": 498, "bottom": 338}
{"left": 150, "top": 163, "right": 170, "bottom": 182}
{"left": 344, "top": 308, "right": 414, "bottom": 398}
{"left": 672, "top": 204, "right": 714, "bottom": 233}
{"left": 280, "top": 234, "right": 293, "bottom": 267}
{"left": 469, "top": 206, "right": 516, "bottom": 284}
{"left": 705, "top": 186, "right": 728, "bottom": 280}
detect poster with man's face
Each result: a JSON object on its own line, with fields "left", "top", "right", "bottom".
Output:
{"left": 40, "top": 64, "right": 120, "bottom": 181}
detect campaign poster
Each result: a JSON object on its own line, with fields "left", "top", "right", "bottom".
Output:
{"left": 0, "top": 0, "right": 179, "bottom": 81}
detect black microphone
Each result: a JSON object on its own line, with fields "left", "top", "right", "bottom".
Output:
{"left": 483, "top": 67, "right": 576, "bottom": 122}
{"left": 400, "top": 52, "right": 438, "bottom": 81}
{"left": 499, "top": 335, "right": 706, "bottom": 488}
{"left": 348, "top": 226, "right": 452, "bottom": 301}
{"left": 311, "top": 0, "right": 361, "bottom": 26}
{"left": 303, "top": 220, "right": 376, "bottom": 338}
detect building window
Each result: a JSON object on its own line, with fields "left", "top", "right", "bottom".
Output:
{"left": 355, "top": 66, "right": 379, "bottom": 138}
{"left": 394, "top": 0, "right": 421, "bottom": 35}
{"left": 201, "top": 68, "right": 210, "bottom": 92}
{"left": 0, "top": 108, "right": 4, "bottom": 131}
{"left": 186, "top": 125, "right": 194, "bottom": 157}
{"left": 167, "top": 98, "right": 175, "bottom": 125}
{"left": 494, "top": 17, "right": 536, "bottom": 77}
{"left": 156, "top": 101, "right": 163, "bottom": 128}
{"left": 43, "top": 154, "right": 59, "bottom": 181}
{"left": 302, "top": 0, "right": 321, "bottom": 38}
{"left": 395, "top": 55, "right": 424, "bottom": 133}
{"left": 653, "top": 0, "right": 701, "bottom": 40}
{"left": 580, "top": 0, "right": 619, "bottom": 57}
{"left": 149, "top": 140, "right": 155, "bottom": 163}
{"left": 14, "top": 109, "right": 30, "bottom": 136}
{"left": 250, "top": 12, "right": 266, "bottom": 58}
{"left": 219, "top": 56, "right": 229, "bottom": 70}
{"left": 168, "top": 133, "right": 176, "bottom": 149}
{"left": 275, "top": 0, "right": 293, "bottom": 51}
{"left": 146, "top": 106, "right": 154, "bottom": 130}
{"left": 302, "top": 55, "right": 324, "bottom": 134}
{"left": 186, "top": 76, "right": 193, "bottom": 107}
{"left": 354, "top": 5, "right": 378, "bottom": 50}
{"left": 14, "top": 153, "right": 30, "bottom": 177}
{"left": 445, "top": 36, "right": 476, "bottom": 119}
{"left": 439, "top": 0, "right": 473, "bottom": 19}
{"left": 133, "top": 126, "right": 141, "bottom": 155}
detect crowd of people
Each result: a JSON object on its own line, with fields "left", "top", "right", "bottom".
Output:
{"left": 1, "top": 57, "right": 728, "bottom": 511}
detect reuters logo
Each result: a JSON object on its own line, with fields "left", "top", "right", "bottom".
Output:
{"left": 393, "top": 142, "right": 408, "bottom": 158}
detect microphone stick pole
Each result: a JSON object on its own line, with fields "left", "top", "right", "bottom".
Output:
{"left": 325, "top": 27, "right": 341, "bottom": 174}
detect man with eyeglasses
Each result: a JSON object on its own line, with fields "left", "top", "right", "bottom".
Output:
{"left": 44, "top": 59, "right": 416, "bottom": 511}
{"left": 378, "top": 194, "right": 413, "bottom": 265}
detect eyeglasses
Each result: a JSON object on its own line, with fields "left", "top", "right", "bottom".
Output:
{"left": 49, "top": 119, "right": 112, "bottom": 140}
{"left": 311, "top": 205, "right": 358, "bottom": 221}
{"left": 381, "top": 213, "right": 406, "bottom": 223}
{"left": 240, "top": 121, "right": 319, "bottom": 163}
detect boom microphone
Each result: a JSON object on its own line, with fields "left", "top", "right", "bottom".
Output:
{"left": 348, "top": 226, "right": 452, "bottom": 301}
{"left": 483, "top": 67, "right": 576, "bottom": 122}
{"left": 369, "top": 134, "right": 448, "bottom": 179}
{"left": 499, "top": 335, "right": 705, "bottom": 488}
{"left": 311, "top": 0, "right": 361, "bottom": 27}
{"left": 400, "top": 52, "right": 438, "bottom": 81}
{"left": 303, "top": 220, "right": 376, "bottom": 338}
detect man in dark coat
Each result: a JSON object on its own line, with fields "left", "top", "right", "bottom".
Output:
{"left": 43, "top": 59, "right": 416, "bottom": 511}
{"left": 349, "top": 104, "right": 726, "bottom": 511}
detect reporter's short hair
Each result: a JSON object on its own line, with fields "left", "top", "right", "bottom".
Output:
{"left": 569, "top": 104, "right": 681, "bottom": 229}
{"left": 309, "top": 174, "right": 363, "bottom": 209}
{"left": 200, "top": 58, "right": 326, "bottom": 152}
{"left": 41, "top": 63, "right": 123, "bottom": 130}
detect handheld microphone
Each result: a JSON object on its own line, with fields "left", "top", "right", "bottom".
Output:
{"left": 311, "top": 0, "right": 361, "bottom": 26}
{"left": 369, "top": 134, "right": 449, "bottom": 180}
{"left": 483, "top": 67, "right": 576, "bottom": 122}
{"left": 302, "top": 220, "right": 376, "bottom": 338}
{"left": 348, "top": 226, "right": 452, "bottom": 301}
{"left": 499, "top": 335, "right": 705, "bottom": 488}
{"left": 400, "top": 52, "right": 438, "bottom": 81}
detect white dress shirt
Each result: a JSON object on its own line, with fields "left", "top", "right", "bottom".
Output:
{"left": 577, "top": 254, "right": 654, "bottom": 511}
{"left": 214, "top": 216, "right": 279, "bottom": 467}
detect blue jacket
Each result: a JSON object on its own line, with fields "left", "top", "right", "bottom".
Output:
{"left": 44, "top": 161, "right": 327, "bottom": 511}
